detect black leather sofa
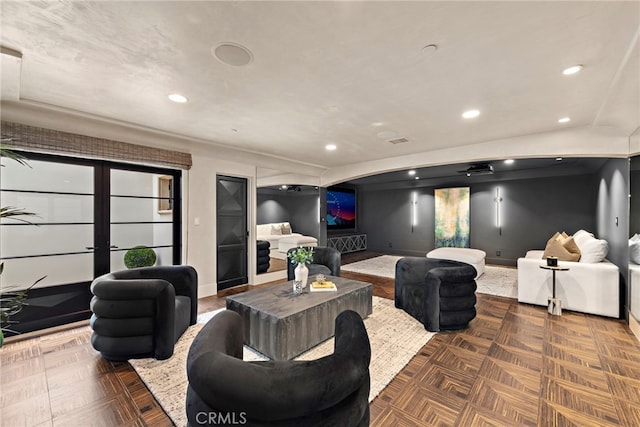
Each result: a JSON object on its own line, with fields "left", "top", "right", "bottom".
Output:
{"left": 286, "top": 246, "right": 341, "bottom": 280}
{"left": 186, "top": 309, "right": 371, "bottom": 427}
{"left": 90, "top": 265, "right": 198, "bottom": 361}
{"left": 395, "top": 257, "right": 477, "bottom": 332}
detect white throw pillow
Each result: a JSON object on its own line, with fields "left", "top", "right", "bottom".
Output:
{"left": 270, "top": 224, "right": 283, "bottom": 235}
{"left": 281, "top": 223, "right": 292, "bottom": 234}
{"left": 573, "top": 229, "right": 595, "bottom": 250}
{"left": 579, "top": 238, "right": 609, "bottom": 263}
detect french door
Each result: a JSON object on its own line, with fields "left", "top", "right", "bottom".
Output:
{"left": 0, "top": 151, "right": 181, "bottom": 334}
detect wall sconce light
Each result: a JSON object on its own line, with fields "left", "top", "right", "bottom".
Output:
{"left": 494, "top": 187, "right": 503, "bottom": 235}
{"left": 411, "top": 191, "right": 418, "bottom": 231}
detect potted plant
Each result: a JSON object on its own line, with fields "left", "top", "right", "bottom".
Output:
{"left": 287, "top": 247, "right": 314, "bottom": 291}
{"left": 124, "top": 245, "right": 157, "bottom": 269}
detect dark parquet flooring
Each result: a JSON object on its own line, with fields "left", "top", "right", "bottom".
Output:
{"left": 1, "top": 251, "right": 639, "bottom": 426}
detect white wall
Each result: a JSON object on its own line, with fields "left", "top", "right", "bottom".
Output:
{"left": 184, "top": 151, "right": 257, "bottom": 297}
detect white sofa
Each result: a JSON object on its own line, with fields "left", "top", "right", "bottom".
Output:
{"left": 256, "top": 222, "right": 302, "bottom": 251}
{"left": 517, "top": 250, "right": 619, "bottom": 318}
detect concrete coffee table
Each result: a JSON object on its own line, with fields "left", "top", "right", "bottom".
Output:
{"left": 226, "top": 276, "right": 372, "bottom": 360}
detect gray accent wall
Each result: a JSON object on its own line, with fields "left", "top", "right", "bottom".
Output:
{"left": 358, "top": 173, "right": 598, "bottom": 266}
{"left": 257, "top": 189, "right": 321, "bottom": 239}
{"left": 595, "top": 158, "right": 629, "bottom": 319}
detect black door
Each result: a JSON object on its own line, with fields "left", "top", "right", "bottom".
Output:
{"left": 1, "top": 151, "right": 181, "bottom": 334}
{"left": 216, "top": 175, "right": 248, "bottom": 290}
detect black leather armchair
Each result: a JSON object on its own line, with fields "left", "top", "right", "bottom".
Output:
{"left": 186, "top": 309, "right": 371, "bottom": 427}
{"left": 90, "top": 265, "right": 198, "bottom": 361}
{"left": 287, "top": 246, "right": 341, "bottom": 280}
{"left": 395, "top": 257, "right": 477, "bottom": 332}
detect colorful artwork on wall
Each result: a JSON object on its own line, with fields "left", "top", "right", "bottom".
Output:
{"left": 434, "top": 187, "right": 470, "bottom": 248}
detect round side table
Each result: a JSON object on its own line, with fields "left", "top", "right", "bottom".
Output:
{"left": 539, "top": 265, "right": 569, "bottom": 315}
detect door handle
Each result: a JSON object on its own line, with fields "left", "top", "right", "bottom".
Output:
{"left": 86, "top": 245, "right": 118, "bottom": 250}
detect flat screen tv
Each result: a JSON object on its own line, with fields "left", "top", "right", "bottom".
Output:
{"left": 326, "top": 187, "right": 356, "bottom": 229}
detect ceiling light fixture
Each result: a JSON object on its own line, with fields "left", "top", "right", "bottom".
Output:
{"left": 558, "top": 117, "right": 571, "bottom": 123}
{"left": 504, "top": 159, "right": 514, "bottom": 165}
{"left": 562, "top": 65, "right": 583, "bottom": 75}
{"left": 213, "top": 42, "right": 253, "bottom": 66}
{"left": 462, "top": 109, "right": 480, "bottom": 119}
{"left": 325, "top": 144, "right": 337, "bottom": 151}
{"left": 408, "top": 170, "right": 416, "bottom": 175}
{"left": 463, "top": 163, "right": 494, "bottom": 176}
{"left": 168, "top": 93, "right": 188, "bottom": 103}
{"left": 556, "top": 157, "right": 564, "bottom": 162}
{"left": 415, "top": 176, "right": 420, "bottom": 180}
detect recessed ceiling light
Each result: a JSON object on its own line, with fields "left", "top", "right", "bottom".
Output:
{"left": 408, "top": 170, "right": 416, "bottom": 175}
{"left": 168, "top": 93, "right": 188, "bottom": 103}
{"left": 556, "top": 157, "right": 564, "bottom": 162}
{"left": 504, "top": 159, "right": 514, "bottom": 165}
{"left": 325, "top": 144, "right": 337, "bottom": 151}
{"left": 558, "top": 117, "right": 571, "bottom": 123}
{"left": 213, "top": 42, "right": 253, "bottom": 66}
{"left": 462, "top": 109, "right": 480, "bottom": 119}
{"left": 562, "top": 65, "right": 583, "bottom": 75}
{"left": 422, "top": 44, "right": 438, "bottom": 54}
{"left": 280, "top": 185, "right": 288, "bottom": 190}
{"left": 415, "top": 176, "right": 420, "bottom": 180}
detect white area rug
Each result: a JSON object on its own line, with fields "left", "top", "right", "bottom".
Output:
{"left": 342, "top": 255, "right": 518, "bottom": 298}
{"left": 130, "top": 296, "right": 433, "bottom": 427}
{"left": 342, "top": 255, "right": 404, "bottom": 278}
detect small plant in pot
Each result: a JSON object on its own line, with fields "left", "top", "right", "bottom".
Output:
{"left": 287, "top": 247, "right": 314, "bottom": 291}
{"left": 124, "top": 245, "right": 157, "bottom": 269}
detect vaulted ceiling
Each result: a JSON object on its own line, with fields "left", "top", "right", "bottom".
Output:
{"left": 1, "top": 1, "right": 638, "bottom": 185}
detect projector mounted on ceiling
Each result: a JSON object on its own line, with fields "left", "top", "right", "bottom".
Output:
{"left": 463, "top": 163, "right": 494, "bottom": 177}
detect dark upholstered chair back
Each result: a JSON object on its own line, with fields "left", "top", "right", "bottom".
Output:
{"left": 286, "top": 246, "right": 341, "bottom": 280}
{"left": 395, "top": 257, "right": 477, "bottom": 332}
{"left": 90, "top": 265, "right": 197, "bottom": 361}
{"left": 186, "top": 309, "right": 371, "bottom": 427}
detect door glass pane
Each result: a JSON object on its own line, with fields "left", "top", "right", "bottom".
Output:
{"left": 0, "top": 157, "right": 94, "bottom": 288}
{"left": 1, "top": 159, "right": 93, "bottom": 193}
{"left": 1, "top": 224, "right": 93, "bottom": 257}
{"left": 110, "top": 223, "right": 173, "bottom": 248}
{"left": 0, "top": 254, "right": 93, "bottom": 289}
{"left": 111, "top": 197, "right": 170, "bottom": 223}
{"left": 0, "top": 191, "right": 93, "bottom": 223}
{"left": 110, "top": 169, "right": 174, "bottom": 272}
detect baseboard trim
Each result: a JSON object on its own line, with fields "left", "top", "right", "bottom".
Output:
{"left": 3, "top": 319, "right": 89, "bottom": 343}
{"left": 198, "top": 282, "right": 217, "bottom": 298}
{"left": 630, "top": 312, "right": 640, "bottom": 341}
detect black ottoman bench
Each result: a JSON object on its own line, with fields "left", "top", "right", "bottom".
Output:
{"left": 257, "top": 240, "right": 270, "bottom": 273}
